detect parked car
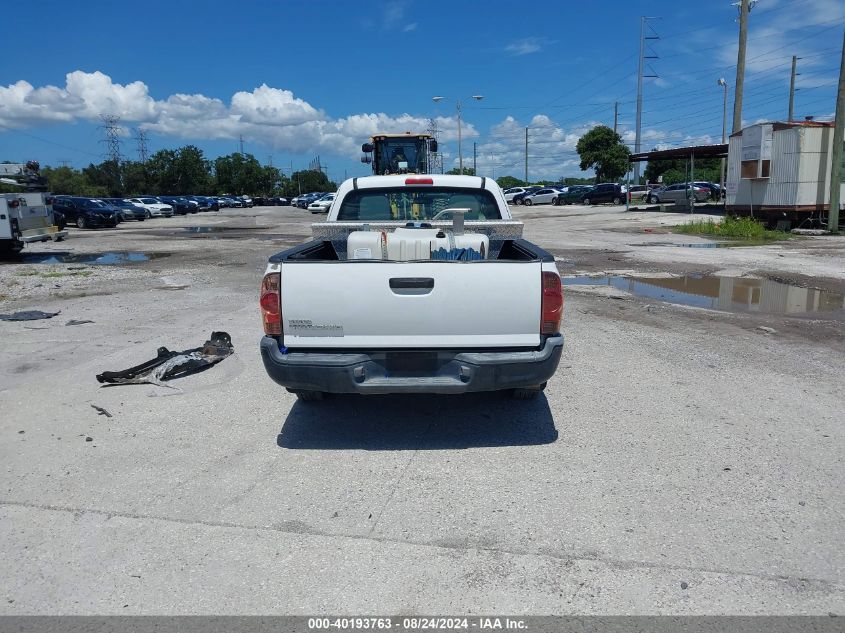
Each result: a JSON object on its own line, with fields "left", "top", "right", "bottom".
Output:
{"left": 523, "top": 188, "right": 564, "bottom": 206}
{"left": 552, "top": 186, "right": 593, "bottom": 205}
{"left": 269, "top": 196, "right": 290, "bottom": 206}
{"left": 646, "top": 183, "right": 711, "bottom": 205}
{"left": 240, "top": 196, "right": 254, "bottom": 208}
{"left": 252, "top": 196, "right": 267, "bottom": 206}
{"left": 626, "top": 185, "right": 651, "bottom": 203}
{"left": 105, "top": 198, "right": 147, "bottom": 221}
{"left": 192, "top": 195, "right": 219, "bottom": 211}
{"left": 693, "top": 181, "right": 723, "bottom": 200}
{"left": 511, "top": 186, "right": 543, "bottom": 205}
{"left": 222, "top": 196, "right": 243, "bottom": 208}
{"left": 126, "top": 197, "right": 174, "bottom": 218}
{"left": 503, "top": 187, "right": 531, "bottom": 203}
{"left": 308, "top": 193, "right": 335, "bottom": 214}
{"left": 581, "top": 183, "right": 625, "bottom": 205}
{"left": 184, "top": 195, "right": 210, "bottom": 211}
{"left": 297, "top": 192, "right": 324, "bottom": 209}
{"left": 52, "top": 197, "right": 120, "bottom": 229}
{"left": 157, "top": 196, "right": 192, "bottom": 215}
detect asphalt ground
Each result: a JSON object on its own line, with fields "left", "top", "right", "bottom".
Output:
{"left": 1, "top": 203, "right": 843, "bottom": 614}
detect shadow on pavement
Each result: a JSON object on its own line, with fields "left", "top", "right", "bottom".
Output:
{"left": 277, "top": 392, "right": 558, "bottom": 450}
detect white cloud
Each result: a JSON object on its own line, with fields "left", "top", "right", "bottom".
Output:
{"left": 230, "top": 84, "right": 324, "bottom": 126}
{"left": 382, "top": 1, "right": 407, "bottom": 28}
{"left": 505, "top": 37, "right": 545, "bottom": 56}
{"left": 402, "top": 22, "right": 418, "bottom": 32}
{"left": 0, "top": 70, "right": 485, "bottom": 162}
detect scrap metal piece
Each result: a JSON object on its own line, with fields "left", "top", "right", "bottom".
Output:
{"left": 0, "top": 310, "right": 60, "bottom": 321}
{"left": 90, "top": 404, "right": 112, "bottom": 418}
{"left": 96, "top": 331, "right": 233, "bottom": 387}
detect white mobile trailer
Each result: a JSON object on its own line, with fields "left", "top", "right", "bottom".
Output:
{"left": 726, "top": 121, "right": 845, "bottom": 227}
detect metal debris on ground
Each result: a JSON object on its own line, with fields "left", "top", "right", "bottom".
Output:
{"left": 66, "top": 319, "right": 95, "bottom": 326}
{"left": 96, "top": 331, "right": 234, "bottom": 388}
{"left": 90, "top": 404, "right": 113, "bottom": 418}
{"left": 0, "top": 310, "right": 60, "bottom": 322}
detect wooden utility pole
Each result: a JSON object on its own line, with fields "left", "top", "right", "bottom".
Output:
{"left": 788, "top": 56, "right": 799, "bottom": 121}
{"left": 827, "top": 31, "right": 845, "bottom": 234}
{"left": 732, "top": 0, "right": 750, "bottom": 134}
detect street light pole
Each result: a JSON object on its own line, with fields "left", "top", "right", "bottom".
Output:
{"left": 457, "top": 100, "right": 463, "bottom": 173}
{"left": 718, "top": 77, "right": 728, "bottom": 200}
{"left": 433, "top": 95, "right": 483, "bottom": 174}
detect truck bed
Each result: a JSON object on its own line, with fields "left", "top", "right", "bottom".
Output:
{"left": 269, "top": 238, "right": 554, "bottom": 350}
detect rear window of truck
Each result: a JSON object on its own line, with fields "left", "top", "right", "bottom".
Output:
{"left": 337, "top": 187, "right": 502, "bottom": 222}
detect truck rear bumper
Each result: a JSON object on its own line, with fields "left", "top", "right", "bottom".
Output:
{"left": 260, "top": 335, "right": 563, "bottom": 395}
{"left": 20, "top": 227, "right": 68, "bottom": 243}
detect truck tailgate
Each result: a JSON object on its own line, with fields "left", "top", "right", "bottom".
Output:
{"left": 281, "top": 261, "right": 542, "bottom": 349}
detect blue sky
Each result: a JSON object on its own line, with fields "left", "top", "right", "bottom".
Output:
{"left": 1, "top": 0, "right": 843, "bottom": 182}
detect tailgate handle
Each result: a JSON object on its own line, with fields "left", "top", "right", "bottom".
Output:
{"left": 389, "top": 277, "right": 434, "bottom": 292}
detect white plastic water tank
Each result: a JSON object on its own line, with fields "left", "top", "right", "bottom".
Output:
{"left": 347, "top": 228, "right": 490, "bottom": 261}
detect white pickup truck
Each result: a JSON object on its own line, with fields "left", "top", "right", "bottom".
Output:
{"left": 259, "top": 174, "right": 563, "bottom": 400}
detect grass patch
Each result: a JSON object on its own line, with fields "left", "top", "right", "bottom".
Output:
{"left": 674, "top": 216, "right": 790, "bottom": 241}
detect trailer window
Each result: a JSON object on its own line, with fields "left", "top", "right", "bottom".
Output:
{"left": 337, "top": 187, "right": 502, "bottom": 221}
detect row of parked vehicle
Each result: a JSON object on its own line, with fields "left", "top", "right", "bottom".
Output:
{"left": 503, "top": 181, "right": 724, "bottom": 207}
{"left": 49, "top": 194, "right": 264, "bottom": 229}
{"left": 290, "top": 192, "right": 336, "bottom": 213}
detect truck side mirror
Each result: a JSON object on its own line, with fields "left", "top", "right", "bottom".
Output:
{"left": 429, "top": 140, "right": 438, "bottom": 153}
{"left": 361, "top": 143, "right": 374, "bottom": 153}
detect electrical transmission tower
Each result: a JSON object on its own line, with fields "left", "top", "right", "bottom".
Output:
{"left": 99, "top": 114, "right": 123, "bottom": 163}
{"left": 427, "top": 118, "right": 443, "bottom": 174}
{"left": 133, "top": 127, "right": 149, "bottom": 163}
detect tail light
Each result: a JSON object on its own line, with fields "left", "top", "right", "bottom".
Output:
{"left": 405, "top": 177, "right": 433, "bottom": 185}
{"left": 541, "top": 271, "right": 563, "bottom": 335}
{"left": 260, "top": 272, "right": 282, "bottom": 336}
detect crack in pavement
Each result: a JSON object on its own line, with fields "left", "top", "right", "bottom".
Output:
{"left": 1, "top": 499, "right": 841, "bottom": 591}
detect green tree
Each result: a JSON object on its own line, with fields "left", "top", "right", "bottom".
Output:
{"left": 214, "top": 152, "right": 268, "bottom": 195}
{"left": 496, "top": 176, "right": 525, "bottom": 189}
{"left": 446, "top": 167, "right": 476, "bottom": 175}
{"left": 41, "top": 166, "right": 88, "bottom": 195}
{"left": 82, "top": 159, "right": 122, "bottom": 196}
{"left": 644, "top": 157, "right": 721, "bottom": 185}
{"left": 285, "top": 170, "right": 336, "bottom": 197}
{"left": 121, "top": 161, "right": 152, "bottom": 195}
{"left": 575, "top": 126, "right": 631, "bottom": 182}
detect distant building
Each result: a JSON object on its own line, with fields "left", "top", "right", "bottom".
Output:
{"left": 726, "top": 120, "right": 844, "bottom": 227}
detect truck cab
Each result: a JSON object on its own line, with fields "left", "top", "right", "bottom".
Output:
{"left": 362, "top": 133, "right": 438, "bottom": 175}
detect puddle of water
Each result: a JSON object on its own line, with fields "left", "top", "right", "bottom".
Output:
{"left": 563, "top": 274, "right": 845, "bottom": 318}
{"left": 631, "top": 242, "right": 727, "bottom": 249}
{"left": 21, "top": 252, "right": 169, "bottom": 265}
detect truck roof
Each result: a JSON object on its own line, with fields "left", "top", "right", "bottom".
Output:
{"left": 349, "top": 174, "right": 495, "bottom": 190}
